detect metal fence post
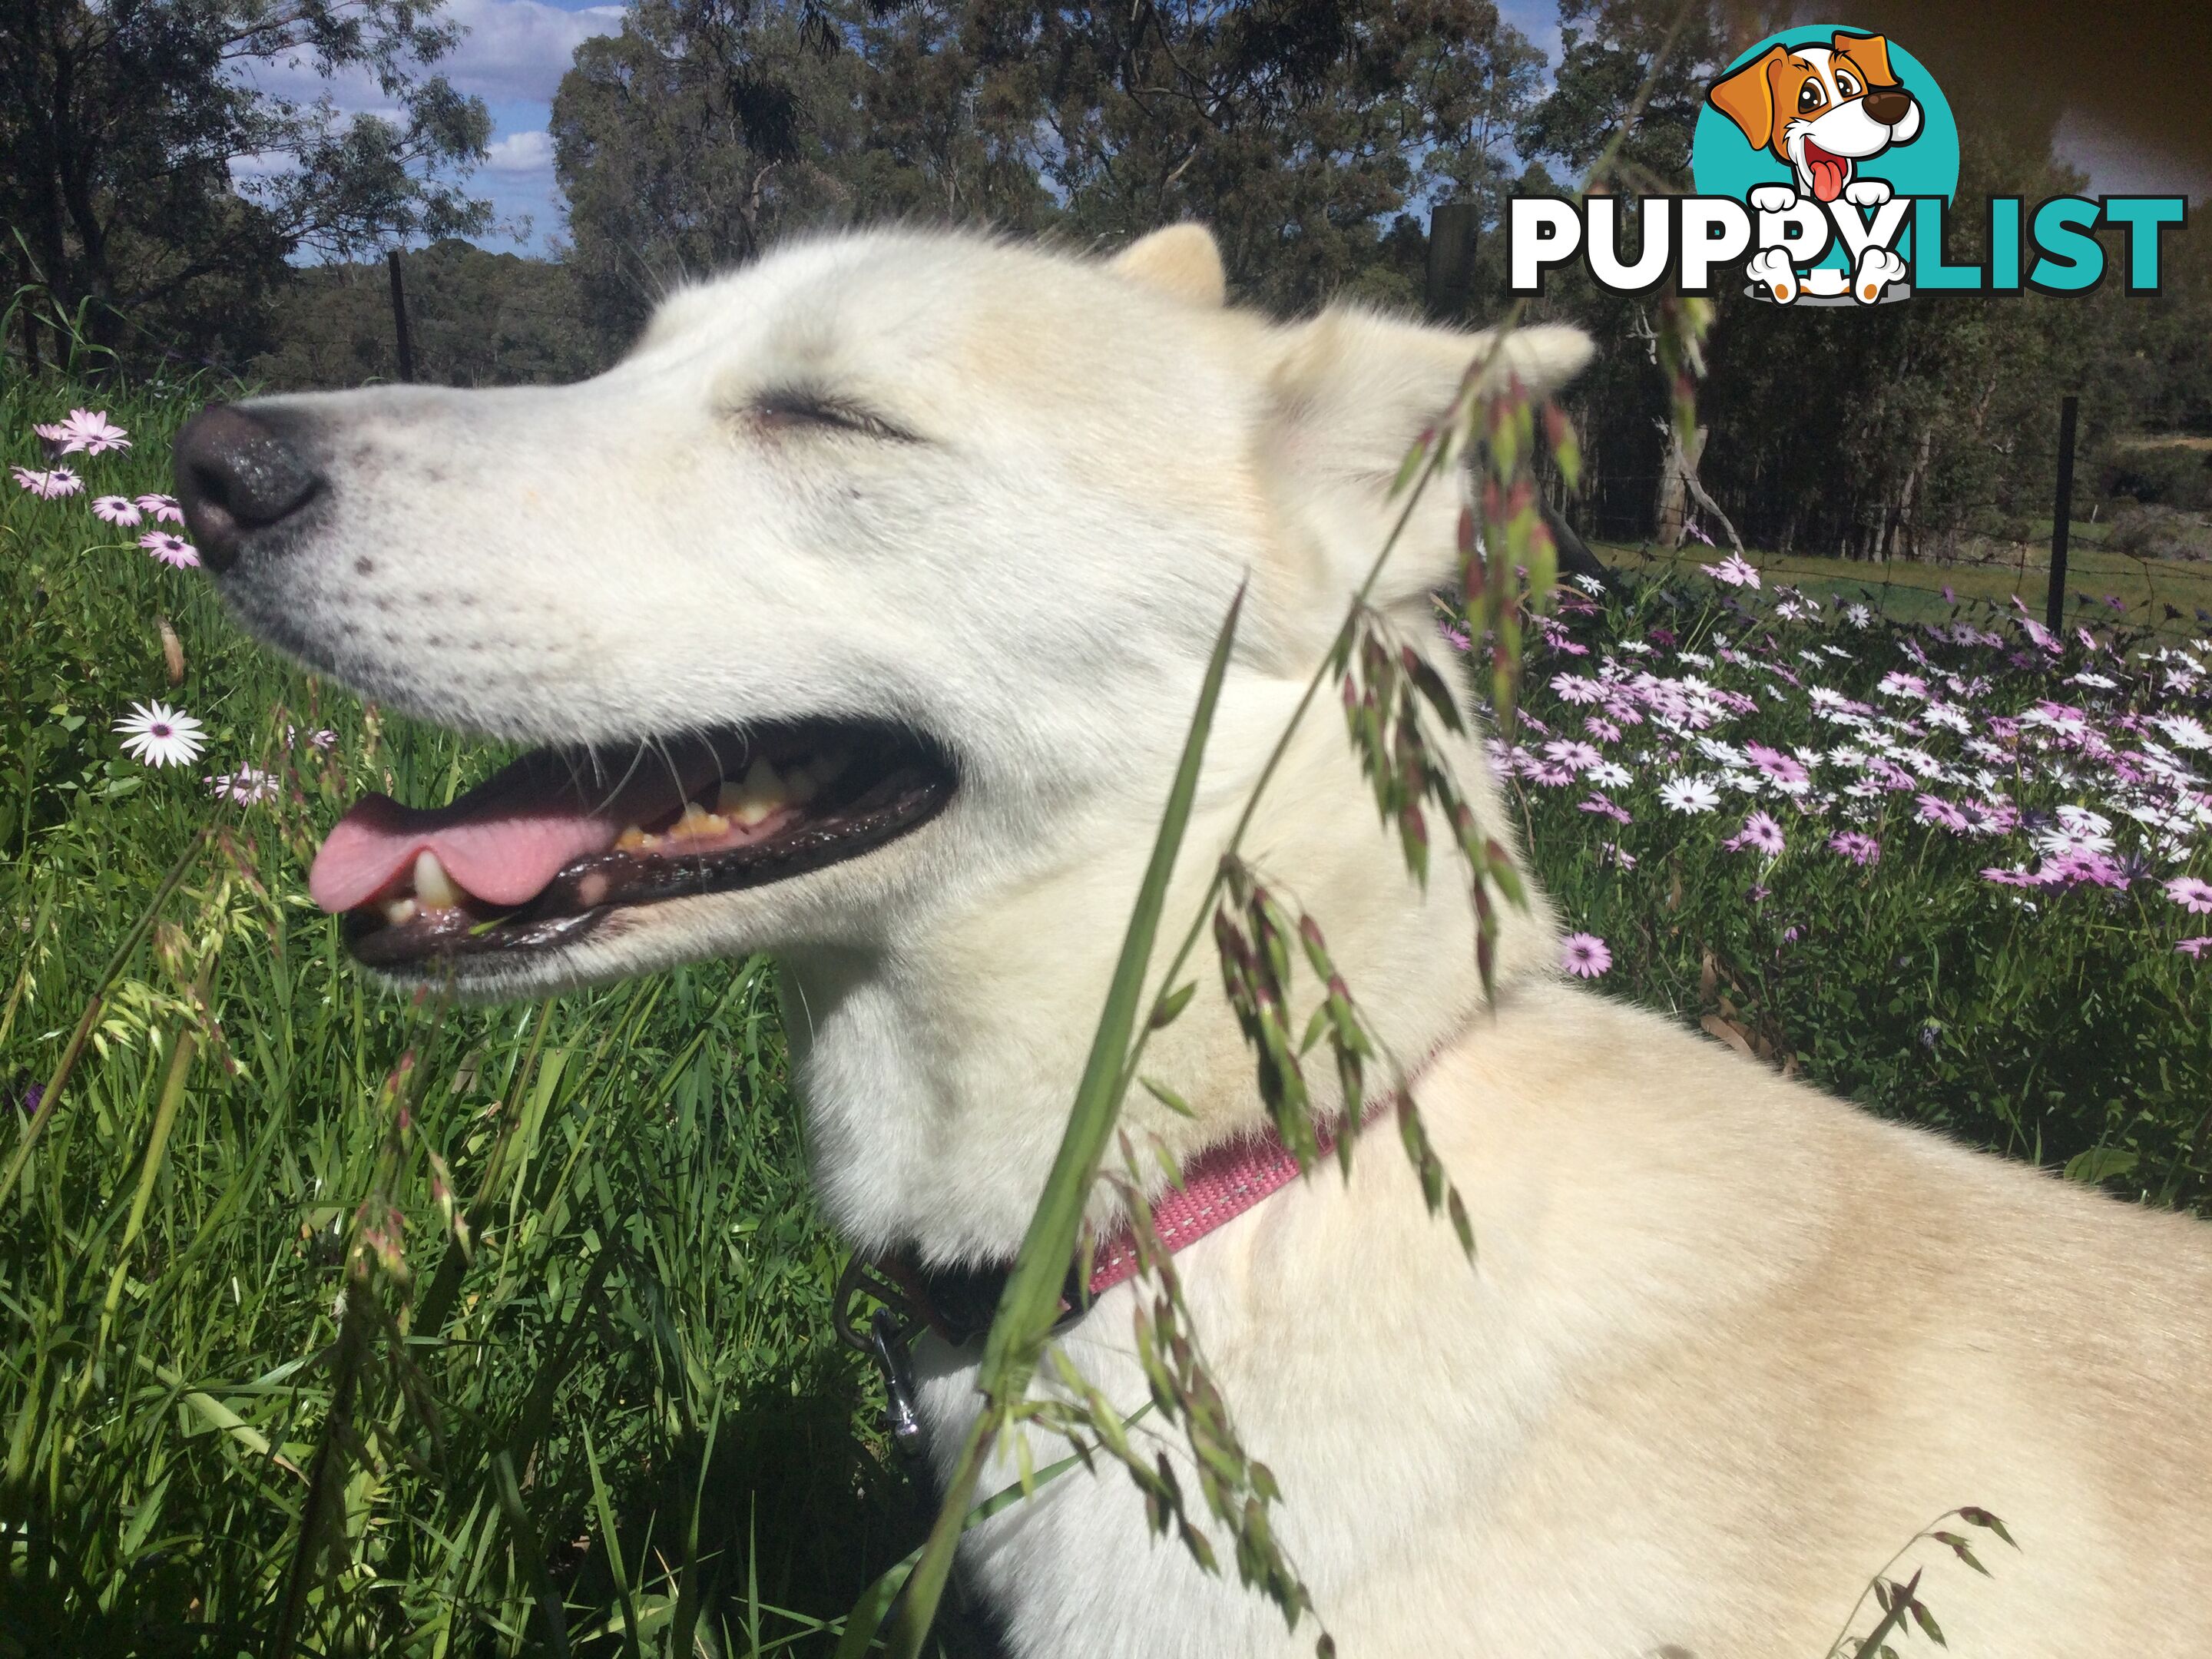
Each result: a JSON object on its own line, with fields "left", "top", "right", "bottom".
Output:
{"left": 386, "top": 249, "right": 417, "bottom": 384}
{"left": 2046, "top": 394, "right": 2078, "bottom": 635}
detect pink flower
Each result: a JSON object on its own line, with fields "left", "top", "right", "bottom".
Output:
{"left": 2166, "top": 876, "right": 2212, "bottom": 916}
{"left": 1743, "top": 740, "right": 1810, "bottom": 792}
{"left": 1578, "top": 792, "right": 1631, "bottom": 825}
{"left": 1914, "top": 793, "right": 1969, "bottom": 833}
{"left": 91, "top": 494, "right": 143, "bottom": 526}
{"left": 139, "top": 531, "right": 200, "bottom": 569}
{"left": 136, "top": 493, "right": 184, "bottom": 525}
{"left": 2177, "top": 937, "right": 2210, "bottom": 959}
{"left": 1561, "top": 932, "right": 1611, "bottom": 978}
{"left": 1724, "top": 810, "right": 1785, "bottom": 856}
{"left": 1701, "top": 554, "right": 1760, "bottom": 589}
{"left": 1552, "top": 674, "right": 1604, "bottom": 705}
{"left": 10, "top": 465, "right": 82, "bottom": 498}
{"left": 1544, "top": 739, "right": 1603, "bottom": 773}
{"left": 35, "top": 409, "right": 131, "bottom": 455}
{"left": 1584, "top": 716, "right": 1622, "bottom": 743}
{"left": 1829, "top": 831, "right": 1881, "bottom": 867}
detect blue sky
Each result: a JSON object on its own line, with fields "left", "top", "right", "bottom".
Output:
{"left": 258, "top": 0, "right": 2197, "bottom": 260}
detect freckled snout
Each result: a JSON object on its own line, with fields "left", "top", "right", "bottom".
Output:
{"left": 1862, "top": 86, "right": 1913, "bottom": 127}
{"left": 173, "top": 404, "right": 325, "bottom": 573}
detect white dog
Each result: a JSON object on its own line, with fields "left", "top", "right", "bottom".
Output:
{"left": 180, "top": 224, "right": 2212, "bottom": 1657}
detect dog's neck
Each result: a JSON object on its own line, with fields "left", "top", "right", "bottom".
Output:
{"left": 780, "top": 627, "right": 1559, "bottom": 1264}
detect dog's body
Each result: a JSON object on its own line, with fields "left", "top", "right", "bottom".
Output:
{"left": 1710, "top": 33, "right": 1922, "bottom": 305}
{"left": 184, "top": 224, "right": 2212, "bottom": 1657}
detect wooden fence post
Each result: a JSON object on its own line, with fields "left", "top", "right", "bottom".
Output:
{"left": 1424, "top": 202, "right": 1480, "bottom": 323}
{"left": 386, "top": 249, "right": 417, "bottom": 384}
{"left": 2045, "top": 395, "right": 2078, "bottom": 635}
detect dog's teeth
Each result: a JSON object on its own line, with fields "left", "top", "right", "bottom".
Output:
{"left": 616, "top": 823, "right": 649, "bottom": 850}
{"left": 382, "top": 897, "right": 418, "bottom": 926}
{"left": 413, "top": 849, "right": 462, "bottom": 912}
{"left": 785, "top": 765, "right": 820, "bottom": 805}
{"left": 671, "top": 801, "right": 724, "bottom": 838}
{"left": 715, "top": 757, "right": 786, "bottom": 826}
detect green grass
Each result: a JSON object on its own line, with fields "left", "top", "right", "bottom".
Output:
{"left": 3, "top": 373, "right": 2206, "bottom": 1655}
{"left": 1595, "top": 536, "right": 2212, "bottom": 635}
{"left": 3, "top": 380, "right": 921, "bottom": 1655}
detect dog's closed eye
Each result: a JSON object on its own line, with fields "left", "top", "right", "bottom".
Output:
{"left": 750, "top": 390, "right": 919, "bottom": 444}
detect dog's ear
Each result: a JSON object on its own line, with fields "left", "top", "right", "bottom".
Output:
{"left": 1263, "top": 309, "right": 1593, "bottom": 608}
{"left": 1109, "top": 224, "right": 1227, "bottom": 306}
{"left": 1833, "top": 31, "right": 1898, "bottom": 88}
{"left": 1707, "top": 45, "right": 1784, "bottom": 152}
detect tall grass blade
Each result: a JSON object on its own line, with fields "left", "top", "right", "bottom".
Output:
{"left": 886, "top": 584, "right": 1243, "bottom": 1657}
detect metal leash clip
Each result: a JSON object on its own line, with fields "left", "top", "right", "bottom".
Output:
{"left": 833, "top": 1256, "right": 928, "bottom": 1460}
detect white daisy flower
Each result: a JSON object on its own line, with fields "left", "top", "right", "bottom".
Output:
{"left": 1657, "top": 776, "right": 1721, "bottom": 814}
{"left": 2156, "top": 714, "right": 2210, "bottom": 752}
{"left": 206, "top": 766, "right": 278, "bottom": 804}
{"left": 113, "top": 700, "right": 207, "bottom": 768}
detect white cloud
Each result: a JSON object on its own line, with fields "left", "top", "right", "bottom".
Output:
{"left": 484, "top": 128, "right": 557, "bottom": 173}
{"left": 236, "top": 0, "right": 624, "bottom": 111}
{"left": 441, "top": 0, "right": 626, "bottom": 104}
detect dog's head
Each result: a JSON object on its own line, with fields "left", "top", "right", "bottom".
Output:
{"left": 1707, "top": 32, "right": 1922, "bottom": 203}
{"left": 178, "top": 225, "right": 1589, "bottom": 1000}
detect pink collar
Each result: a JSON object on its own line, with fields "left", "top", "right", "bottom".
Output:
{"left": 878, "top": 1090, "right": 1402, "bottom": 1346}
{"left": 1082, "top": 1091, "right": 1396, "bottom": 1296}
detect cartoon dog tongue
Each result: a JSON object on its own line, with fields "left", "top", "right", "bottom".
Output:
{"left": 1804, "top": 144, "right": 1849, "bottom": 203}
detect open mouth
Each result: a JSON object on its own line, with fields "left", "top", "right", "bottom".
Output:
{"left": 313, "top": 720, "right": 956, "bottom": 969}
{"left": 1802, "top": 140, "right": 1853, "bottom": 204}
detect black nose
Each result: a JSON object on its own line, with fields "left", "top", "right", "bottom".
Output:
{"left": 1863, "top": 87, "right": 1912, "bottom": 127}
{"left": 172, "top": 404, "right": 323, "bottom": 573}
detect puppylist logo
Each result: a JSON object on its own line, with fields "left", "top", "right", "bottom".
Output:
{"left": 1507, "top": 27, "right": 2187, "bottom": 305}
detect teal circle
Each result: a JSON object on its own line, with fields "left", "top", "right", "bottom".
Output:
{"left": 1690, "top": 26, "right": 1959, "bottom": 270}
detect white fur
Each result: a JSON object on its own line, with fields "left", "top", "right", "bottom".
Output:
{"left": 218, "top": 224, "right": 2212, "bottom": 1657}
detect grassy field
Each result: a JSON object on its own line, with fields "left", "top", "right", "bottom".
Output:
{"left": 3, "top": 375, "right": 2208, "bottom": 1655}
{"left": 1595, "top": 535, "right": 2212, "bottom": 635}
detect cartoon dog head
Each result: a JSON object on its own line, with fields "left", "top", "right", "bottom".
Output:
{"left": 1707, "top": 33, "right": 1922, "bottom": 204}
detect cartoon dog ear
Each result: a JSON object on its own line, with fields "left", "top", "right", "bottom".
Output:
{"left": 1261, "top": 309, "right": 1593, "bottom": 610}
{"left": 1108, "top": 224, "right": 1227, "bottom": 307}
{"left": 1707, "top": 45, "right": 1785, "bottom": 152}
{"left": 1833, "top": 31, "right": 1898, "bottom": 88}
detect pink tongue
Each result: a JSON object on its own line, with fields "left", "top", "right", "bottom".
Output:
{"left": 1810, "top": 156, "right": 1847, "bottom": 202}
{"left": 309, "top": 747, "right": 718, "bottom": 914}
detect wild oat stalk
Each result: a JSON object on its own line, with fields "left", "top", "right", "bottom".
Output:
{"left": 1825, "top": 1508, "right": 2018, "bottom": 1658}
{"left": 859, "top": 12, "right": 1726, "bottom": 1654}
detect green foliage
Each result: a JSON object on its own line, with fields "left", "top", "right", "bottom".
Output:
{"left": 2, "top": 378, "right": 916, "bottom": 1654}
{"left": 252, "top": 241, "right": 604, "bottom": 392}
{"left": 1, "top": 0, "right": 494, "bottom": 375}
